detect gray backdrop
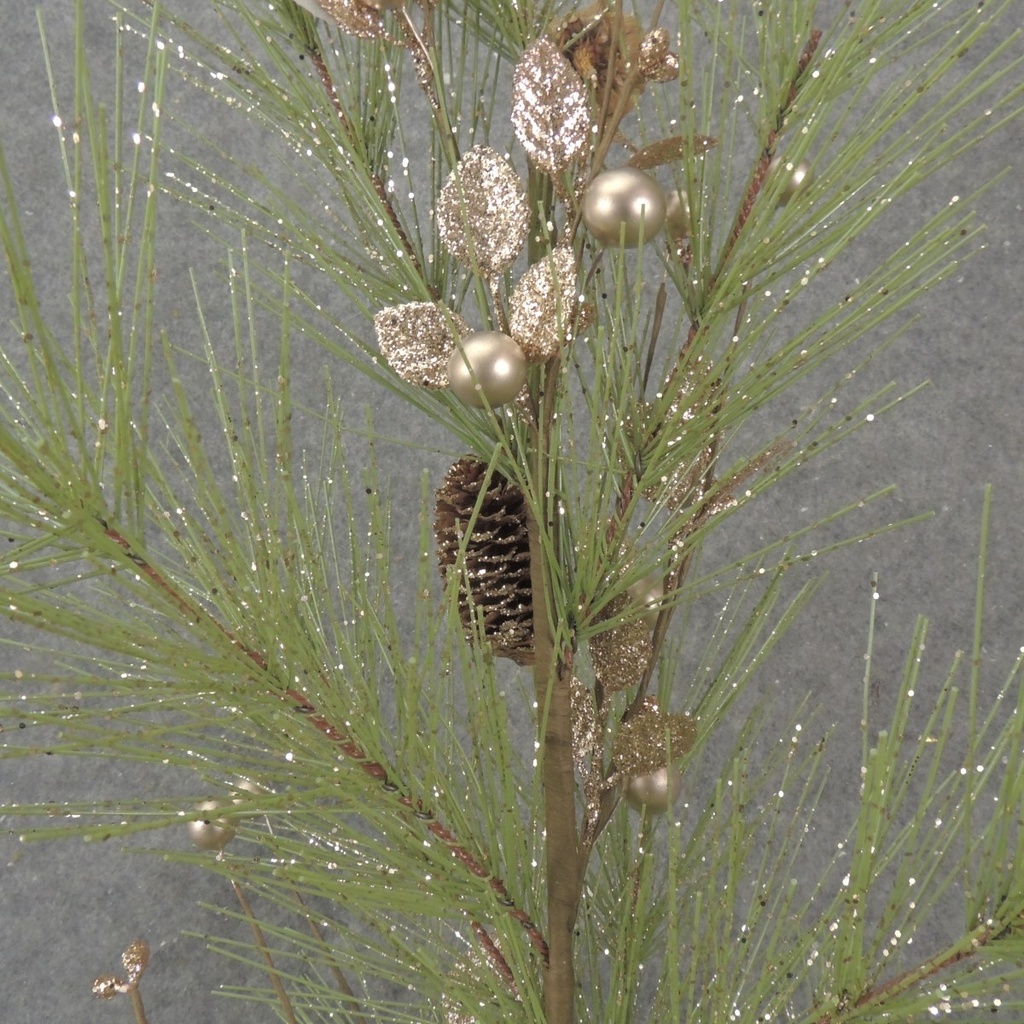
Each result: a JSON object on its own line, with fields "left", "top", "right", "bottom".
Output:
{"left": 1, "top": 1, "right": 1022, "bottom": 1021}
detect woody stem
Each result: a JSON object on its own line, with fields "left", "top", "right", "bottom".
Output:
{"left": 530, "top": 361, "right": 580, "bottom": 1024}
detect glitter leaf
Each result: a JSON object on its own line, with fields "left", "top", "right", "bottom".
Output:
{"left": 436, "top": 146, "right": 529, "bottom": 277}
{"left": 589, "top": 596, "right": 652, "bottom": 693}
{"left": 122, "top": 939, "right": 150, "bottom": 986}
{"left": 373, "top": 302, "right": 471, "bottom": 388}
{"left": 638, "top": 28, "right": 680, "bottom": 83}
{"left": 571, "top": 675, "right": 604, "bottom": 825}
{"left": 512, "top": 39, "right": 593, "bottom": 179}
{"left": 628, "top": 134, "right": 718, "bottom": 171}
{"left": 612, "top": 699, "right": 696, "bottom": 776}
{"left": 92, "top": 974, "right": 127, "bottom": 999}
{"left": 298, "top": 0, "right": 388, "bottom": 39}
{"left": 509, "top": 247, "right": 579, "bottom": 361}
{"left": 570, "top": 675, "right": 598, "bottom": 768}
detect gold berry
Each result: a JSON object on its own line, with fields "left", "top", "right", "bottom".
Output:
{"left": 623, "top": 765, "right": 682, "bottom": 814}
{"left": 447, "top": 332, "right": 528, "bottom": 408}
{"left": 187, "top": 800, "right": 236, "bottom": 852}
{"left": 582, "top": 168, "right": 667, "bottom": 248}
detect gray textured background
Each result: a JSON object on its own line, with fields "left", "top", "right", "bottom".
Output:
{"left": 1, "top": 1, "right": 1023, "bottom": 1021}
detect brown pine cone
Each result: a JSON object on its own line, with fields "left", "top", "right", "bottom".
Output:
{"left": 434, "top": 457, "right": 534, "bottom": 664}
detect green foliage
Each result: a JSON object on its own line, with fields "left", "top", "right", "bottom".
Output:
{"left": 2, "top": 0, "right": 1024, "bottom": 1021}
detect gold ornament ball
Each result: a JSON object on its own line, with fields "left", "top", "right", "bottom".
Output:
{"left": 769, "top": 155, "right": 812, "bottom": 205}
{"left": 231, "top": 776, "right": 265, "bottom": 806}
{"left": 582, "top": 168, "right": 667, "bottom": 248}
{"left": 627, "top": 574, "right": 665, "bottom": 630}
{"left": 361, "top": 0, "right": 404, "bottom": 9}
{"left": 665, "top": 188, "right": 691, "bottom": 238}
{"left": 187, "top": 800, "right": 236, "bottom": 852}
{"left": 232, "top": 776, "right": 262, "bottom": 797}
{"left": 447, "top": 332, "right": 527, "bottom": 408}
{"left": 623, "top": 766, "right": 682, "bottom": 815}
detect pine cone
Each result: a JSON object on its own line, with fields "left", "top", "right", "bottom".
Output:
{"left": 434, "top": 457, "right": 533, "bottom": 664}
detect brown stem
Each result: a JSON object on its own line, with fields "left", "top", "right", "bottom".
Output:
{"left": 397, "top": 8, "right": 439, "bottom": 110}
{"left": 260, "top": 821, "right": 396, "bottom": 1024}
{"left": 232, "top": 880, "right": 299, "bottom": 1024}
{"left": 472, "top": 921, "right": 517, "bottom": 989}
{"left": 529, "top": 364, "right": 581, "bottom": 1024}
{"left": 712, "top": 29, "right": 822, "bottom": 287}
{"left": 647, "top": 29, "right": 821, "bottom": 599}
{"left": 641, "top": 282, "right": 668, "bottom": 393}
{"left": 621, "top": 545, "right": 698, "bottom": 729}
{"left": 127, "top": 987, "right": 149, "bottom": 1024}
{"left": 100, "top": 523, "right": 547, "bottom": 977}
{"left": 289, "top": 691, "right": 548, "bottom": 964}
{"left": 530, "top": 510, "right": 579, "bottom": 1024}
{"left": 577, "top": 538, "right": 695, "bottom": 861}
{"left": 291, "top": 887, "right": 371, "bottom": 1024}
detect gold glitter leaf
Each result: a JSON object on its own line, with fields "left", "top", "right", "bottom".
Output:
{"left": 374, "top": 302, "right": 471, "bottom": 388}
{"left": 512, "top": 39, "right": 593, "bottom": 179}
{"left": 436, "top": 146, "right": 529, "bottom": 277}
{"left": 571, "top": 675, "right": 604, "bottom": 826}
{"left": 570, "top": 675, "right": 598, "bottom": 767}
{"left": 589, "top": 596, "right": 651, "bottom": 693}
{"left": 122, "top": 939, "right": 150, "bottom": 986}
{"left": 612, "top": 699, "right": 696, "bottom": 776}
{"left": 302, "top": 0, "right": 388, "bottom": 39}
{"left": 628, "top": 134, "right": 717, "bottom": 170}
{"left": 638, "top": 28, "right": 680, "bottom": 83}
{"left": 509, "top": 247, "right": 579, "bottom": 361}
{"left": 92, "top": 974, "right": 127, "bottom": 999}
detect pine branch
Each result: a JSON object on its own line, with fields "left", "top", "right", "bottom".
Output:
{"left": 306, "top": 41, "right": 434, "bottom": 297}
{"left": 3, "top": 0, "right": 1024, "bottom": 1019}
{"left": 713, "top": 27, "right": 822, "bottom": 284}
{"left": 101, "top": 518, "right": 549, "bottom": 975}
{"left": 846, "top": 918, "right": 1017, "bottom": 1021}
